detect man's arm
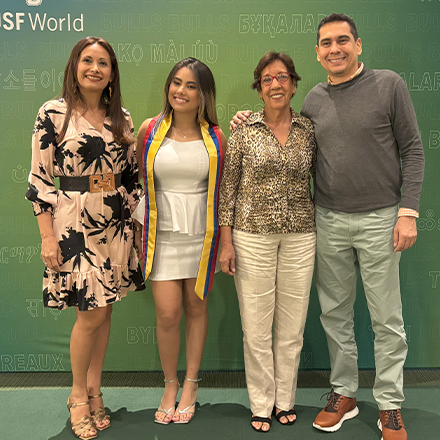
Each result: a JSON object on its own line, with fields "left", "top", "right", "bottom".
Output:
{"left": 392, "top": 76, "right": 425, "bottom": 252}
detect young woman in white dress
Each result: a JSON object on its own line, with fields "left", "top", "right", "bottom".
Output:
{"left": 135, "top": 58, "right": 226, "bottom": 424}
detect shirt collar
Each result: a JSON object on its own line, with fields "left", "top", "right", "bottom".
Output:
{"left": 248, "top": 108, "right": 300, "bottom": 126}
{"left": 328, "top": 62, "right": 364, "bottom": 85}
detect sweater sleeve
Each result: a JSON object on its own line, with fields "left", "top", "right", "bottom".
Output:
{"left": 391, "top": 76, "right": 425, "bottom": 212}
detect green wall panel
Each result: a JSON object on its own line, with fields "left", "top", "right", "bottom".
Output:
{"left": 0, "top": 0, "right": 439, "bottom": 372}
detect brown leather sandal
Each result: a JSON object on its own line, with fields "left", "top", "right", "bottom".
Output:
{"left": 67, "top": 397, "right": 97, "bottom": 440}
{"left": 88, "top": 392, "right": 111, "bottom": 431}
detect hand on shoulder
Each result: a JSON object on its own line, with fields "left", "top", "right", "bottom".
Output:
{"left": 229, "top": 110, "right": 253, "bottom": 131}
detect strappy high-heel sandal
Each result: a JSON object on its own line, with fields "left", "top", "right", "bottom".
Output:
{"left": 154, "top": 378, "right": 180, "bottom": 425}
{"left": 88, "top": 392, "right": 111, "bottom": 431}
{"left": 67, "top": 397, "right": 98, "bottom": 440}
{"left": 173, "top": 377, "right": 201, "bottom": 424}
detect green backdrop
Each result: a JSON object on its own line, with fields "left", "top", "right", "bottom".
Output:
{"left": 1, "top": 0, "right": 439, "bottom": 372}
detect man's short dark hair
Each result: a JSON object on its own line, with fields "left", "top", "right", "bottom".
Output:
{"left": 317, "top": 13, "right": 359, "bottom": 45}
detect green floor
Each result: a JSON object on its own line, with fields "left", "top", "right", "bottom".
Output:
{"left": 1, "top": 387, "right": 439, "bottom": 440}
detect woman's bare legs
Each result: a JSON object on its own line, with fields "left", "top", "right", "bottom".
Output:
{"left": 151, "top": 280, "right": 184, "bottom": 423}
{"left": 87, "top": 304, "right": 112, "bottom": 429}
{"left": 69, "top": 306, "right": 110, "bottom": 437}
{"left": 173, "top": 278, "right": 209, "bottom": 422}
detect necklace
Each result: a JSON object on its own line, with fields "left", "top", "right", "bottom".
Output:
{"left": 173, "top": 126, "right": 198, "bottom": 139}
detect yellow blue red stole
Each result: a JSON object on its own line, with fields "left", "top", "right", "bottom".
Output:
{"left": 141, "top": 113, "right": 223, "bottom": 299}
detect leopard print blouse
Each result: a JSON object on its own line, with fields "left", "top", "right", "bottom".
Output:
{"left": 219, "top": 109, "right": 316, "bottom": 235}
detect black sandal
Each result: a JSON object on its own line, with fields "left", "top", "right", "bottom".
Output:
{"left": 273, "top": 408, "right": 297, "bottom": 425}
{"left": 250, "top": 415, "right": 272, "bottom": 432}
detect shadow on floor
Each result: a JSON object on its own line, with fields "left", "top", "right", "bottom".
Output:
{"left": 49, "top": 401, "right": 439, "bottom": 440}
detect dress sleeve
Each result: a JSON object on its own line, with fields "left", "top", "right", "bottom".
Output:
{"left": 25, "top": 103, "right": 59, "bottom": 216}
{"left": 218, "top": 124, "right": 244, "bottom": 227}
{"left": 121, "top": 115, "right": 144, "bottom": 214}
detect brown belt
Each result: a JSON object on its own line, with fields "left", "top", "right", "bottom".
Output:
{"left": 59, "top": 173, "right": 122, "bottom": 193}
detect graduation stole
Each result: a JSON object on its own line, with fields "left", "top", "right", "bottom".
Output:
{"left": 141, "top": 112, "right": 223, "bottom": 299}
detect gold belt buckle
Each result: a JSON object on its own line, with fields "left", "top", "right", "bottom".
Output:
{"left": 89, "top": 174, "right": 116, "bottom": 192}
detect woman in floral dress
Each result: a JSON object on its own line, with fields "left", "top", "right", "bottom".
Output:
{"left": 25, "top": 37, "right": 144, "bottom": 439}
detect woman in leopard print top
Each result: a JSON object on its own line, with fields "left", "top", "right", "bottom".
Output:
{"left": 218, "top": 51, "right": 316, "bottom": 432}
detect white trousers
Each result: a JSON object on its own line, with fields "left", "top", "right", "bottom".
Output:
{"left": 232, "top": 229, "right": 316, "bottom": 417}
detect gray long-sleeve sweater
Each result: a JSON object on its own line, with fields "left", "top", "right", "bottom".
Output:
{"left": 301, "top": 67, "right": 424, "bottom": 213}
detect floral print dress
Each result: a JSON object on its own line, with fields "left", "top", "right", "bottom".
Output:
{"left": 26, "top": 99, "right": 145, "bottom": 311}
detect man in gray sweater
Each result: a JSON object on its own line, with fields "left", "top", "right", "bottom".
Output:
{"left": 301, "top": 13, "right": 424, "bottom": 440}
{"left": 231, "top": 12, "right": 424, "bottom": 440}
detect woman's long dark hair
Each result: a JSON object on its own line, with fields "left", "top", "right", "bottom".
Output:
{"left": 57, "top": 36, "right": 133, "bottom": 146}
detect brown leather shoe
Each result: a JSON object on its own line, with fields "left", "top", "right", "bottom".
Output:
{"left": 313, "top": 389, "right": 359, "bottom": 432}
{"left": 378, "top": 409, "right": 407, "bottom": 440}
